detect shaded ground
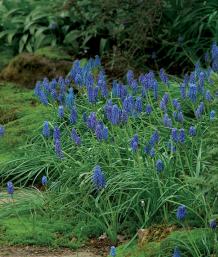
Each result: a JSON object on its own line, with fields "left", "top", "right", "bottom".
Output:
{"left": 0, "top": 246, "right": 102, "bottom": 257}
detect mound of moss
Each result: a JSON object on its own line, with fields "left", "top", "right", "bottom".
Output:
{"left": 0, "top": 83, "right": 51, "bottom": 162}
{"left": 0, "top": 50, "right": 72, "bottom": 88}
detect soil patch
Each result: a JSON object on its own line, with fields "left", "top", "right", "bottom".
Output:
{"left": 0, "top": 246, "right": 102, "bottom": 257}
{"left": 0, "top": 53, "right": 72, "bottom": 89}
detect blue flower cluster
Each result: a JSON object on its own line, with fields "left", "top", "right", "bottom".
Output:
{"left": 0, "top": 125, "right": 5, "bottom": 137}
{"left": 92, "top": 165, "right": 106, "bottom": 190}
{"left": 34, "top": 44, "right": 217, "bottom": 243}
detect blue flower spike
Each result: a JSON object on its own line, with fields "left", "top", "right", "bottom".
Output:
{"left": 7, "top": 181, "right": 14, "bottom": 198}
{"left": 42, "top": 176, "right": 47, "bottom": 186}
{"left": 110, "top": 246, "right": 116, "bottom": 257}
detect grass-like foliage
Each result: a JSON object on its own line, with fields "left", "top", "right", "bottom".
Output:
{"left": 1, "top": 44, "right": 218, "bottom": 255}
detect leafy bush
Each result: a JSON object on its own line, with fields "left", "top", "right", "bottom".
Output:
{"left": 0, "top": 0, "right": 61, "bottom": 53}
{"left": 0, "top": 0, "right": 163, "bottom": 69}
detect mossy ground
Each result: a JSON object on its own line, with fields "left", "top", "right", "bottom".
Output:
{"left": 0, "top": 83, "right": 50, "bottom": 162}
{"left": 0, "top": 190, "right": 85, "bottom": 249}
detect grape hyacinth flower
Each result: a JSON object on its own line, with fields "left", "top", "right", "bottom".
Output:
{"left": 102, "top": 127, "right": 109, "bottom": 140}
{"left": 120, "top": 110, "right": 128, "bottom": 124}
{"left": 53, "top": 126, "right": 60, "bottom": 142}
{"left": 177, "top": 111, "right": 184, "bottom": 123}
{"left": 112, "top": 82, "right": 127, "bottom": 99}
{"left": 123, "top": 96, "right": 134, "bottom": 114}
{"left": 70, "top": 107, "right": 78, "bottom": 124}
{"left": 111, "top": 104, "right": 121, "bottom": 125}
{"left": 173, "top": 99, "right": 181, "bottom": 111}
{"left": 42, "top": 121, "right": 50, "bottom": 138}
{"left": 144, "top": 145, "right": 150, "bottom": 155}
{"left": 210, "top": 110, "right": 216, "bottom": 121}
{"left": 58, "top": 105, "right": 64, "bottom": 119}
{"left": 110, "top": 246, "right": 116, "bottom": 257}
{"left": 87, "top": 112, "right": 97, "bottom": 130}
{"left": 104, "top": 100, "right": 113, "bottom": 121}
{"left": 0, "top": 125, "right": 5, "bottom": 137}
{"left": 160, "top": 99, "right": 167, "bottom": 112}
{"left": 92, "top": 165, "right": 106, "bottom": 190}
{"left": 130, "top": 79, "right": 138, "bottom": 94}
{"left": 189, "top": 126, "right": 196, "bottom": 137}
{"left": 149, "top": 148, "right": 155, "bottom": 158}
{"left": 171, "top": 128, "right": 178, "bottom": 143}
{"left": 50, "top": 88, "right": 57, "bottom": 101}
{"left": 38, "top": 90, "right": 48, "bottom": 105}
{"left": 135, "top": 96, "right": 143, "bottom": 113}
{"left": 87, "top": 86, "right": 98, "bottom": 104}
{"left": 145, "top": 104, "right": 152, "bottom": 115}
{"left": 163, "top": 113, "right": 172, "bottom": 128}
{"left": 7, "top": 181, "right": 14, "bottom": 196}
{"left": 156, "top": 159, "right": 164, "bottom": 172}
{"left": 209, "top": 219, "right": 217, "bottom": 230}
{"left": 195, "top": 102, "right": 204, "bottom": 119}
{"left": 127, "top": 70, "right": 134, "bottom": 85}
{"left": 131, "top": 134, "right": 139, "bottom": 152}
{"left": 41, "top": 176, "right": 47, "bottom": 186}
{"left": 95, "top": 124, "right": 104, "bottom": 141}
{"left": 150, "top": 130, "right": 159, "bottom": 146}
{"left": 159, "top": 68, "right": 169, "bottom": 86}
{"left": 176, "top": 205, "right": 187, "bottom": 221}
{"left": 205, "top": 90, "right": 212, "bottom": 102}
{"left": 179, "top": 128, "right": 185, "bottom": 144}
{"left": 189, "top": 72, "right": 196, "bottom": 84}
{"left": 198, "top": 71, "right": 205, "bottom": 94}
{"left": 54, "top": 139, "right": 63, "bottom": 159}
{"left": 183, "top": 73, "right": 189, "bottom": 86}
{"left": 71, "top": 128, "right": 81, "bottom": 145}
{"left": 65, "top": 88, "right": 74, "bottom": 109}
{"left": 188, "top": 83, "right": 197, "bottom": 102}
{"left": 211, "top": 42, "right": 218, "bottom": 71}
{"left": 173, "top": 246, "right": 181, "bottom": 257}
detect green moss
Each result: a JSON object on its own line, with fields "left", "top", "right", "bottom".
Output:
{"left": 0, "top": 83, "right": 51, "bottom": 162}
{"left": 111, "top": 241, "right": 160, "bottom": 257}
{"left": 0, "top": 190, "right": 83, "bottom": 248}
{"left": 35, "top": 47, "right": 72, "bottom": 61}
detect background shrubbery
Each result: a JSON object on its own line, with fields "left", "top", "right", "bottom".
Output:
{"left": 1, "top": 0, "right": 218, "bottom": 73}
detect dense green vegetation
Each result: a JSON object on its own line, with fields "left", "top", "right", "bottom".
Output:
{"left": 1, "top": 0, "right": 218, "bottom": 72}
{"left": 1, "top": 54, "right": 217, "bottom": 256}
{"left": 0, "top": 1, "right": 218, "bottom": 257}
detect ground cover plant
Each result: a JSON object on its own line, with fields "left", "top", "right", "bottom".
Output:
{"left": 1, "top": 42, "right": 218, "bottom": 256}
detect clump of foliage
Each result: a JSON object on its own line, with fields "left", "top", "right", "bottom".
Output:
{"left": 1, "top": 42, "right": 218, "bottom": 256}
{"left": 0, "top": 0, "right": 62, "bottom": 53}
